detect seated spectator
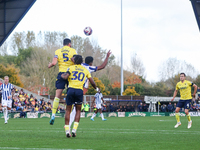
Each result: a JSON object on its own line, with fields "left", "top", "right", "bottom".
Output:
{"left": 161, "top": 104, "right": 167, "bottom": 112}
{"left": 126, "top": 104, "right": 131, "bottom": 112}
{"left": 117, "top": 105, "right": 123, "bottom": 112}
{"left": 16, "top": 103, "right": 23, "bottom": 111}
{"left": 35, "top": 106, "right": 39, "bottom": 112}
{"left": 173, "top": 103, "right": 176, "bottom": 112}
{"left": 20, "top": 107, "right": 27, "bottom": 118}
{"left": 102, "top": 103, "right": 106, "bottom": 112}
{"left": 167, "top": 102, "right": 173, "bottom": 112}
{"left": 109, "top": 103, "right": 114, "bottom": 112}
{"left": 122, "top": 105, "right": 127, "bottom": 112}
{"left": 138, "top": 103, "right": 143, "bottom": 112}
{"left": 143, "top": 103, "right": 148, "bottom": 112}
{"left": 131, "top": 104, "right": 135, "bottom": 112}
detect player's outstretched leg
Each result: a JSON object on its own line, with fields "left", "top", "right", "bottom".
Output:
{"left": 90, "top": 113, "right": 96, "bottom": 121}
{"left": 69, "top": 105, "right": 76, "bottom": 131}
{"left": 50, "top": 97, "right": 60, "bottom": 125}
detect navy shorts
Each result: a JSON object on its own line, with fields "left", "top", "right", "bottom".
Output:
{"left": 66, "top": 88, "right": 83, "bottom": 105}
{"left": 55, "top": 72, "right": 69, "bottom": 89}
{"left": 176, "top": 99, "right": 192, "bottom": 109}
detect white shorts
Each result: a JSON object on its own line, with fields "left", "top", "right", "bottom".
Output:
{"left": 2, "top": 100, "right": 12, "bottom": 108}
{"left": 96, "top": 103, "right": 101, "bottom": 109}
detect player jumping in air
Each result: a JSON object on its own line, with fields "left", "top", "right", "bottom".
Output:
{"left": 61, "top": 55, "right": 99, "bottom": 137}
{"left": 48, "top": 38, "right": 77, "bottom": 125}
{"left": 171, "top": 73, "right": 197, "bottom": 129}
{"left": 0, "top": 76, "right": 14, "bottom": 124}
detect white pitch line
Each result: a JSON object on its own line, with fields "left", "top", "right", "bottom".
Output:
{"left": 0, "top": 147, "right": 92, "bottom": 150}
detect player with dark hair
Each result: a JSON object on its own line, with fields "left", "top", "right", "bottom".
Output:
{"left": 48, "top": 38, "right": 77, "bottom": 125}
{"left": 171, "top": 72, "right": 197, "bottom": 129}
{"left": 61, "top": 55, "right": 99, "bottom": 137}
{"left": 82, "top": 50, "right": 112, "bottom": 94}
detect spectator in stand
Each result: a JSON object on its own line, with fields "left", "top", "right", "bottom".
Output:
{"left": 122, "top": 105, "right": 127, "bottom": 112}
{"left": 20, "top": 107, "right": 26, "bottom": 118}
{"left": 131, "top": 104, "right": 135, "bottom": 112}
{"left": 35, "top": 105, "right": 39, "bottom": 112}
{"left": 167, "top": 102, "right": 173, "bottom": 112}
{"left": 138, "top": 103, "right": 143, "bottom": 112}
{"left": 117, "top": 105, "right": 123, "bottom": 112}
{"left": 143, "top": 103, "right": 148, "bottom": 112}
{"left": 126, "top": 104, "right": 131, "bottom": 112}
{"left": 197, "top": 87, "right": 200, "bottom": 99}
{"left": 161, "top": 104, "right": 167, "bottom": 112}
{"left": 109, "top": 103, "right": 114, "bottom": 112}
{"left": 173, "top": 103, "right": 176, "bottom": 112}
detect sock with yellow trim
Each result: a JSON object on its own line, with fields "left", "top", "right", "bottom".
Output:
{"left": 175, "top": 113, "right": 180, "bottom": 123}
{"left": 65, "top": 125, "right": 70, "bottom": 132}
{"left": 72, "top": 122, "right": 79, "bottom": 133}
{"left": 52, "top": 97, "right": 60, "bottom": 117}
{"left": 187, "top": 114, "right": 191, "bottom": 122}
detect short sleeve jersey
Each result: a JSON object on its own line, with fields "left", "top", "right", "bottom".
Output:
{"left": 176, "top": 80, "right": 193, "bottom": 100}
{"left": 94, "top": 93, "right": 103, "bottom": 104}
{"left": 67, "top": 65, "right": 91, "bottom": 90}
{"left": 54, "top": 46, "right": 77, "bottom": 72}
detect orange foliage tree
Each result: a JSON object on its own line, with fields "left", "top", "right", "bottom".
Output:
{"left": 124, "top": 73, "right": 142, "bottom": 85}
{"left": 0, "top": 64, "right": 23, "bottom": 87}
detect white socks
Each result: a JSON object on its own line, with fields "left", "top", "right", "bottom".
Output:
{"left": 91, "top": 113, "right": 96, "bottom": 119}
{"left": 3, "top": 107, "right": 7, "bottom": 121}
{"left": 100, "top": 113, "right": 104, "bottom": 120}
{"left": 69, "top": 106, "right": 76, "bottom": 128}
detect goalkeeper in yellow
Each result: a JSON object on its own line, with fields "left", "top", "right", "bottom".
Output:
{"left": 48, "top": 38, "right": 77, "bottom": 125}
{"left": 171, "top": 73, "right": 197, "bottom": 129}
{"left": 61, "top": 55, "right": 98, "bottom": 137}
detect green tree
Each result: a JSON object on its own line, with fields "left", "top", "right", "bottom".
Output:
{"left": 122, "top": 86, "right": 140, "bottom": 96}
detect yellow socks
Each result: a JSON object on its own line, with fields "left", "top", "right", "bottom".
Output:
{"left": 73, "top": 122, "right": 79, "bottom": 131}
{"left": 187, "top": 114, "right": 191, "bottom": 122}
{"left": 52, "top": 97, "right": 60, "bottom": 115}
{"left": 175, "top": 113, "right": 180, "bottom": 123}
{"left": 65, "top": 125, "right": 69, "bottom": 132}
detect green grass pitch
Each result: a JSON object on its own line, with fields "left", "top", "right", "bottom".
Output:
{"left": 0, "top": 116, "right": 199, "bottom": 150}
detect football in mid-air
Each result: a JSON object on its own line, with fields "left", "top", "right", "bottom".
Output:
{"left": 84, "top": 27, "right": 92, "bottom": 36}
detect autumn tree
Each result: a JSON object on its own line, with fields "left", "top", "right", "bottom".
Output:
{"left": 122, "top": 86, "right": 140, "bottom": 96}
{"left": 0, "top": 64, "right": 23, "bottom": 87}
{"left": 86, "top": 77, "right": 110, "bottom": 95}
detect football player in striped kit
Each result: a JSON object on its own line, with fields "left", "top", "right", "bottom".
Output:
{"left": 0, "top": 76, "right": 14, "bottom": 124}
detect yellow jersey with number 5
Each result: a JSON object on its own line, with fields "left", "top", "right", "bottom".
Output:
{"left": 54, "top": 46, "right": 77, "bottom": 72}
{"left": 67, "top": 65, "right": 92, "bottom": 90}
{"left": 176, "top": 80, "right": 193, "bottom": 100}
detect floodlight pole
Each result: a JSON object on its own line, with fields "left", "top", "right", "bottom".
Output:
{"left": 120, "top": 0, "right": 124, "bottom": 96}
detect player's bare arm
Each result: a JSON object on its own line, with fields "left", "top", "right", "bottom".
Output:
{"left": 48, "top": 57, "right": 57, "bottom": 68}
{"left": 192, "top": 84, "right": 197, "bottom": 97}
{"left": 92, "top": 97, "right": 95, "bottom": 107}
{"left": 88, "top": 77, "right": 97, "bottom": 89}
{"left": 97, "top": 50, "right": 112, "bottom": 71}
{"left": 171, "top": 90, "right": 178, "bottom": 101}
{"left": 61, "top": 72, "right": 70, "bottom": 80}
{"left": 101, "top": 97, "right": 104, "bottom": 103}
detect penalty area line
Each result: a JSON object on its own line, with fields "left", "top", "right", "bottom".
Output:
{"left": 0, "top": 147, "right": 93, "bottom": 150}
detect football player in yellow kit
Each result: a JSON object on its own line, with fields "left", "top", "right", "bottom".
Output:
{"left": 61, "top": 55, "right": 99, "bottom": 137}
{"left": 171, "top": 73, "right": 197, "bottom": 129}
{"left": 48, "top": 38, "right": 77, "bottom": 125}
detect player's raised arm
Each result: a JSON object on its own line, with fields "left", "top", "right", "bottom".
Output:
{"left": 171, "top": 90, "right": 178, "bottom": 101}
{"left": 192, "top": 84, "right": 197, "bottom": 98}
{"left": 48, "top": 57, "right": 57, "bottom": 68}
{"left": 96, "top": 50, "right": 112, "bottom": 71}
